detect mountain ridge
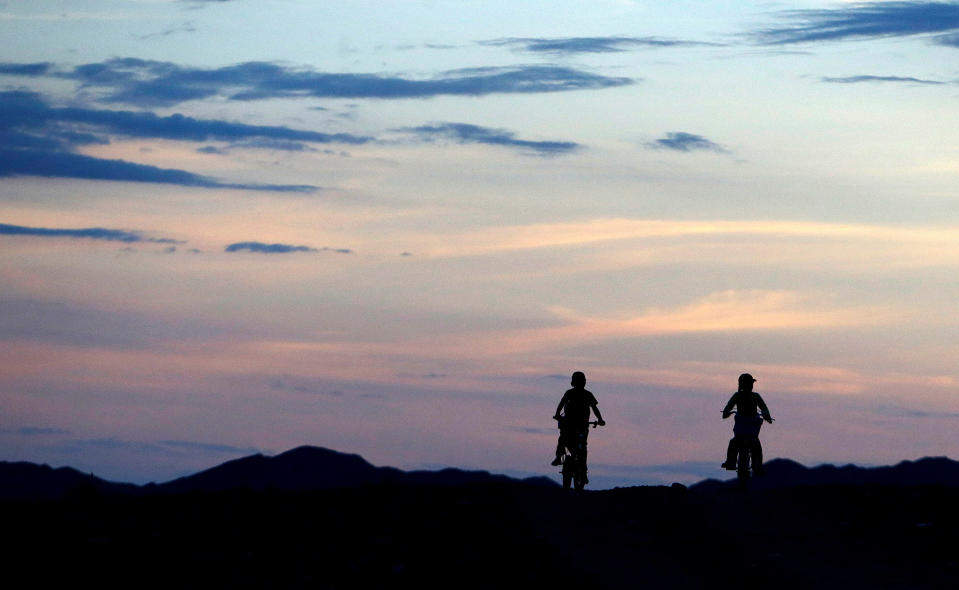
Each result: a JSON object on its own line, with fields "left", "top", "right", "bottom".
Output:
{"left": 6, "top": 447, "right": 959, "bottom": 501}
{"left": 691, "top": 455, "right": 959, "bottom": 491}
{"left": 0, "top": 445, "right": 557, "bottom": 500}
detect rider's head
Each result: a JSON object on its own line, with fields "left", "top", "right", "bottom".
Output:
{"left": 738, "top": 373, "right": 756, "bottom": 391}
{"left": 571, "top": 371, "right": 586, "bottom": 388}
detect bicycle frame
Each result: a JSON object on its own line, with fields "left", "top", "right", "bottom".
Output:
{"left": 558, "top": 420, "right": 601, "bottom": 491}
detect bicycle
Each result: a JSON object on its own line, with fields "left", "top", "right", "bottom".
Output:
{"left": 723, "top": 410, "right": 773, "bottom": 489}
{"left": 555, "top": 419, "right": 603, "bottom": 491}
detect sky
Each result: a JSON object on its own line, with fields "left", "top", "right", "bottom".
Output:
{"left": 1, "top": 0, "right": 958, "bottom": 489}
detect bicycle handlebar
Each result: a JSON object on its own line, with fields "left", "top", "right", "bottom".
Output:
{"left": 723, "top": 410, "right": 774, "bottom": 422}
{"left": 553, "top": 416, "right": 606, "bottom": 427}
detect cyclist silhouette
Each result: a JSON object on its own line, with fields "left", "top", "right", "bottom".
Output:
{"left": 552, "top": 371, "right": 605, "bottom": 467}
{"left": 721, "top": 373, "right": 773, "bottom": 474}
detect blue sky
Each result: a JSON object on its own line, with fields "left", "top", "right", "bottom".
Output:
{"left": 1, "top": 1, "right": 958, "bottom": 488}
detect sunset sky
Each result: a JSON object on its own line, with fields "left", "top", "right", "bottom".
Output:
{"left": 2, "top": 1, "right": 958, "bottom": 488}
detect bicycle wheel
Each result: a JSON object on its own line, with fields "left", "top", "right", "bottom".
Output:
{"left": 574, "top": 461, "right": 585, "bottom": 491}
{"left": 737, "top": 444, "right": 751, "bottom": 489}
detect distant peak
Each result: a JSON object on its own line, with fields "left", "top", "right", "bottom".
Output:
{"left": 275, "top": 446, "right": 371, "bottom": 464}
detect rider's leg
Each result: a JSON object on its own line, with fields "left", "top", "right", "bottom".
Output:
{"left": 722, "top": 437, "right": 738, "bottom": 469}
{"left": 581, "top": 440, "right": 588, "bottom": 485}
{"left": 552, "top": 435, "right": 564, "bottom": 465}
{"left": 751, "top": 438, "right": 765, "bottom": 475}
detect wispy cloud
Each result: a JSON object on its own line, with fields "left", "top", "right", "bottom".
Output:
{"left": 358, "top": 290, "right": 892, "bottom": 359}
{"left": 0, "top": 148, "right": 315, "bottom": 192}
{"left": 754, "top": 2, "right": 959, "bottom": 45}
{"left": 0, "top": 58, "right": 633, "bottom": 106}
{"left": 134, "top": 21, "right": 197, "bottom": 41}
{"left": 60, "top": 437, "right": 165, "bottom": 454}
{"left": 269, "top": 375, "right": 345, "bottom": 396}
{"left": 0, "top": 62, "right": 53, "bottom": 76}
{"left": 224, "top": 242, "right": 353, "bottom": 254}
{"left": 0, "top": 90, "right": 332, "bottom": 191}
{"left": 0, "top": 222, "right": 178, "bottom": 243}
{"left": 821, "top": 75, "right": 946, "bottom": 85}
{"left": 0, "top": 295, "right": 234, "bottom": 348}
{"left": 0, "top": 90, "right": 371, "bottom": 146}
{"left": 481, "top": 36, "right": 717, "bottom": 55}
{"left": 873, "top": 405, "right": 959, "bottom": 419}
{"left": 2, "top": 426, "right": 72, "bottom": 436}
{"left": 539, "top": 290, "right": 885, "bottom": 339}
{"left": 398, "top": 122, "right": 579, "bottom": 155}
{"left": 159, "top": 440, "right": 261, "bottom": 455}
{"left": 412, "top": 218, "right": 959, "bottom": 259}
{"left": 646, "top": 132, "right": 729, "bottom": 153}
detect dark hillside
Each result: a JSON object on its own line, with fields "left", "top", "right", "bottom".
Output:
{"left": 0, "top": 461, "right": 137, "bottom": 500}
{"left": 1, "top": 446, "right": 556, "bottom": 499}
{"left": 5, "top": 482, "right": 959, "bottom": 589}
{"left": 154, "top": 446, "right": 396, "bottom": 493}
{"left": 5, "top": 451, "right": 959, "bottom": 588}
{"left": 692, "top": 456, "right": 959, "bottom": 491}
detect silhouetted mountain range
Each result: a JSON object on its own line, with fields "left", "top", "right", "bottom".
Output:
{"left": 6, "top": 450, "right": 959, "bottom": 588}
{"left": 0, "top": 445, "right": 556, "bottom": 500}
{"left": 0, "top": 460, "right": 141, "bottom": 500}
{"left": 6, "top": 448, "right": 959, "bottom": 501}
{"left": 692, "top": 456, "right": 959, "bottom": 492}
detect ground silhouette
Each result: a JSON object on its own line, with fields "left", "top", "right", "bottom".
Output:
{"left": 154, "top": 445, "right": 555, "bottom": 494}
{"left": 0, "top": 445, "right": 555, "bottom": 500}
{"left": 693, "top": 456, "right": 959, "bottom": 491}
{"left": 4, "top": 449, "right": 959, "bottom": 588}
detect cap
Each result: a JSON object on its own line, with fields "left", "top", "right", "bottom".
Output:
{"left": 738, "top": 373, "right": 756, "bottom": 384}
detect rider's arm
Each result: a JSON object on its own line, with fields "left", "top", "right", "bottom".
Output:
{"left": 591, "top": 403, "right": 605, "bottom": 425}
{"left": 553, "top": 394, "right": 567, "bottom": 419}
{"left": 722, "top": 393, "right": 737, "bottom": 419}
{"left": 756, "top": 393, "right": 773, "bottom": 422}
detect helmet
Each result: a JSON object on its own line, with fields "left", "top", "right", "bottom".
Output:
{"left": 571, "top": 371, "right": 586, "bottom": 388}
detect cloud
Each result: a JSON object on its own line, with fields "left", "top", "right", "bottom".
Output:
{"left": 647, "top": 132, "right": 729, "bottom": 153}
{"left": 481, "top": 36, "right": 717, "bottom": 55}
{"left": 754, "top": 2, "right": 959, "bottom": 45}
{"left": 224, "top": 241, "right": 353, "bottom": 254}
{"left": 410, "top": 217, "right": 959, "bottom": 259}
{"left": 0, "top": 90, "right": 330, "bottom": 191}
{"left": 874, "top": 405, "right": 959, "bottom": 419}
{"left": 0, "top": 62, "right": 53, "bottom": 76}
{"left": 821, "top": 75, "right": 946, "bottom": 84}
{"left": 60, "top": 437, "right": 165, "bottom": 454}
{"left": 410, "top": 290, "right": 893, "bottom": 358}
{"left": 0, "top": 147, "right": 315, "bottom": 192}
{"left": 0, "top": 295, "right": 234, "bottom": 348}
{"left": 0, "top": 222, "right": 180, "bottom": 243}
{"left": 588, "top": 461, "right": 721, "bottom": 486}
{"left": 134, "top": 21, "right": 197, "bottom": 41}
{"left": 2, "top": 426, "right": 72, "bottom": 436}
{"left": 399, "top": 122, "right": 579, "bottom": 155}
{"left": 508, "top": 426, "right": 555, "bottom": 435}
{"left": 0, "top": 90, "right": 371, "bottom": 146}
{"left": 198, "top": 139, "right": 325, "bottom": 154}
{"left": 269, "top": 375, "right": 345, "bottom": 396}
{"left": 158, "top": 440, "right": 261, "bottom": 455}
{"left": 225, "top": 242, "right": 316, "bottom": 254}
{"left": 0, "top": 58, "right": 634, "bottom": 107}
{"left": 332, "top": 289, "right": 893, "bottom": 364}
